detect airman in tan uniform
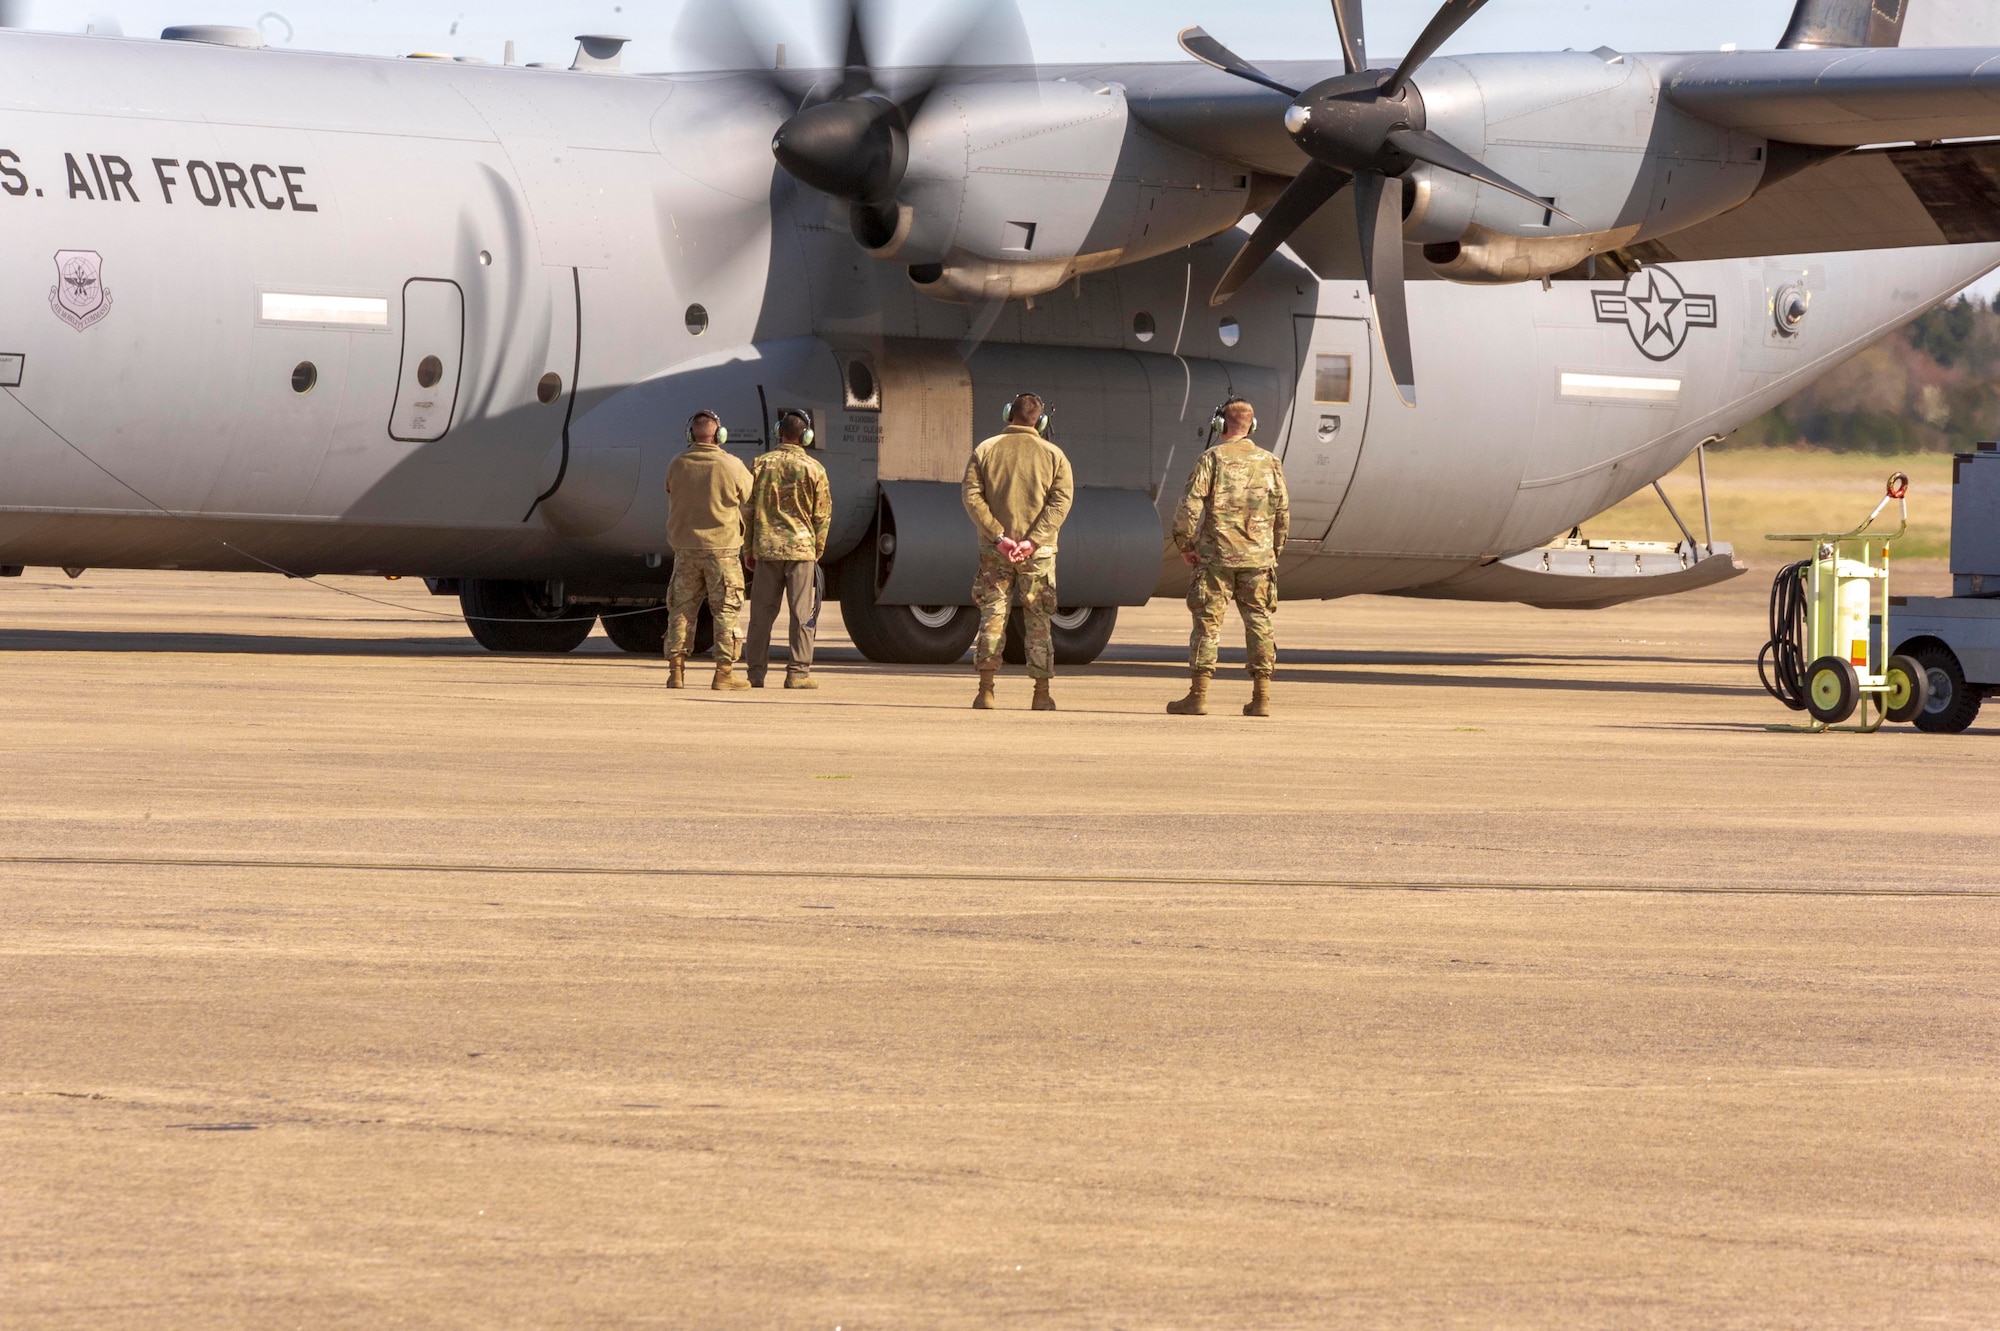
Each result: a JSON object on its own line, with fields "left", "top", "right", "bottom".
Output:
{"left": 663, "top": 409, "right": 754, "bottom": 691}
{"left": 962, "top": 392, "right": 1074, "bottom": 711}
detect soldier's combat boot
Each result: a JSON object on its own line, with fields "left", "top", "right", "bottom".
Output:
{"left": 1032, "top": 678, "right": 1057, "bottom": 711}
{"left": 1166, "top": 669, "right": 1210, "bottom": 716}
{"left": 712, "top": 662, "right": 752, "bottom": 692}
{"left": 664, "top": 656, "right": 686, "bottom": 689}
{"left": 784, "top": 672, "right": 819, "bottom": 690}
{"left": 1243, "top": 675, "right": 1272, "bottom": 717}
{"left": 973, "top": 670, "right": 998, "bottom": 710}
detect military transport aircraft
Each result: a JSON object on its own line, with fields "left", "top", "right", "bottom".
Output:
{"left": 3, "top": 0, "right": 2000, "bottom": 662}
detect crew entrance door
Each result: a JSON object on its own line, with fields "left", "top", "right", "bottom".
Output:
{"left": 1279, "top": 315, "right": 1373, "bottom": 541}
{"left": 389, "top": 278, "right": 465, "bottom": 443}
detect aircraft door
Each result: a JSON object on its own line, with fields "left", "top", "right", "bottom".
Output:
{"left": 389, "top": 279, "right": 465, "bottom": 443}
{"left": 1280, "top": 316, "right": 1374, "bottom": 541}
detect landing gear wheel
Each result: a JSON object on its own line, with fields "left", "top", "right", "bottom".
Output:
{"left": 836, "top": 552, "right": 977, "bottom": 664}
{"left": 1883, "top": 653, "right": 1930, "bottom": 725}
{"left": 1803, "top": 655, "right": 1860, "bottom": 725}
{"left": 600, "top": 604, "right": 713, "bottom": 657}
{"left": 1911, "top": 643, "right": 1983, "bottom": 734}
{"left": 1003, "top": 606, "right": 1120, "bottom": 666}
{"left": 458, "top": 579, "right": 597, "bottom": 654}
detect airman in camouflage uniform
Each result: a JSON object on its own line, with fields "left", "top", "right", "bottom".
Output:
{"left": 962, "top": 392, "right": 1074, "bottom": 711}
{"left": 664, "top": 409, "right": 755, "bottom": 691}
{"left": 744, "top": 409, "right": 833, "bottom": 689}
{"left": 1169, "top": 398, "right": 1290, "bottom": 717}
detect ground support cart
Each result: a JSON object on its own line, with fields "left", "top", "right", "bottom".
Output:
{"left": 1759, "top": 474, "right": 1927, "bottom": 731}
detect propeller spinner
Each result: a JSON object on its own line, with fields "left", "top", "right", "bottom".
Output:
{"left": 1183, "top": 0, "right": 1570, "bottom": 404}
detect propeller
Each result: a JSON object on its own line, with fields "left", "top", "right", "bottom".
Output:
{"left": 679, "top": 0, "right": 1031, "bottom": 252}
{"left": 1182, "top": 1, "right": 1571, "bottom": 404}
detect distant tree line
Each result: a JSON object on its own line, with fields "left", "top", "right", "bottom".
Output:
{"left": 1733, "top": 293, "right": 2000, "bottom": 453}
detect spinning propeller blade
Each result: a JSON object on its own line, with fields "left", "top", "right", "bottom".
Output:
{"left": 1384, "top": 0, "right": 1493, "bottom": 96}
{"left": 1330, "top": 0, "right": 1366, "bottom": 76}
{"left": 1211, "top": 160, "right": 1351, "bottom": 306}
{"left": 1177, "top": 26, "right": 1302, "bottom": 97}
{"left": 1354, "top": 170, "right": 1415, "bottom": 406}
{"left": 1385, "top": 127, "right": 1577, "bottom": 224}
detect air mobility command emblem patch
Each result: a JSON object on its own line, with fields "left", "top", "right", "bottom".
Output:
{"left": 50, "top": 250, "right": 112, "bottom": 332}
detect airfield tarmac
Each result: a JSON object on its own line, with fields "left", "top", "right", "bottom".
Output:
{"left": 2, "top": 566, "right": 1996, "bottom": 1327}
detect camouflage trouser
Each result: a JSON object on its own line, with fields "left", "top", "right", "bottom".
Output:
{"left": 973, "top": 545, "right": 1058, "bottom": 679}
{"left": 666, "top": 550, "right": 744, "bottom": 666}
{"left": 1189, "top": 563, "right": 1277, "bottom": 677}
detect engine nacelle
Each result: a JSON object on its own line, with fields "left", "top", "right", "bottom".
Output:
{"left": 1405, "top": 51, "right": 1768, "bottom": 283}
{"left": 884, "top": 78, "right": 1251, "bottom": 303}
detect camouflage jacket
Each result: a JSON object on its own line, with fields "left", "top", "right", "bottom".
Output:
{"left": 1172, "top": 437, "right": 1290, "bottom": 569}
{"left": 748, "top": 443, "right": 832, "bottom": 561}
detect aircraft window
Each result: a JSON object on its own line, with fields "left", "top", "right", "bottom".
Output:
{"left": 1314, "top": 355, "right": 1353, "bottom": 404}
{"left": 1132, "top": 311, "right": 1156, "bottom": 343}
{"left": 478, "top": 251, "right": 493, "bottom": 267}
{"left": 537, "top": 372, "right": 563, "bottom": 405}
{"left": 417, "top": 355, "right": 444, "bottom": 389}
{"left": 684, "top": 303, "right": 709, "bottom": 336}
{"left": 290, "top": 361, "right": 317, "bottom": 394}
{"left": 1217, "top": 317, "right": 1241, "bottom": 348}
{"left": 844, "top": 358, "right": 880, "bottom": 411}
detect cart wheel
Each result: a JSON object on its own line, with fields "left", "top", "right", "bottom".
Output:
{"left": 1804, "top": 655, "right": 1860, "bottom": 725}
{"left": 1883, "top": 653, "right": 1929, "bottom": 724}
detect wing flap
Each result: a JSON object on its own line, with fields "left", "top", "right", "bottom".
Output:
{"left": 1624, "top": 142, "right": 2000, "bottom": 264}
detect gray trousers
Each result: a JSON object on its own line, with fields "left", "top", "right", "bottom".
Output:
{"left": 744, "top": 559, "right": 820, "bottom": 677}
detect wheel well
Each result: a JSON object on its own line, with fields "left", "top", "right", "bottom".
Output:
{"left": 1893, "top": 634, "right": 1954, "bottom": 662}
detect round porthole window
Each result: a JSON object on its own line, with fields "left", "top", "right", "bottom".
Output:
{"left": 685, "top": 303, "right": 709, "bottom": 336}
{"left": 478, "top": 250, "right": 493, "bottom": 267}
{"left": 537, "top": 372, "right": 563, "bottom": 405}
{"left": 1218, "top": 317, "right": 1242, "bottom": 348}
{"left": 290, "top": 361, "right": 318, "bottom": 394}
{"left": 1132, "top": 311, "right": 1156, "bottom": 343}
{"left": 416, "top": 355, "right": 444, "bottom": 389}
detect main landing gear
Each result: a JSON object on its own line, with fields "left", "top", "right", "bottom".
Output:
{"left": 456, "top": 579, "right": 710, "bottom": 656}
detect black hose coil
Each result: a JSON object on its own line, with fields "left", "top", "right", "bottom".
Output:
{"left": 1757, "top": 559, "right": 1812, "bottom": 710}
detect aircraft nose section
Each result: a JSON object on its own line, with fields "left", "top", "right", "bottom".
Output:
{"left": 772, "top": 97, "right": 905, "bottom": 203}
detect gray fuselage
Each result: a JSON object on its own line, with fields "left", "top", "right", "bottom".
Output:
{"left": 0, "top": 33, "right": 1992, "bottom": 599}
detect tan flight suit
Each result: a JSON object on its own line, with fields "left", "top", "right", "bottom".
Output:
{"left": 663, "top": 438, "right": 754, "bottom": 667}
{"left": 961, "top": 424, "right": 1074, "bottom": 680}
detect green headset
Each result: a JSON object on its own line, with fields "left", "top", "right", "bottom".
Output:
{"left": 1002, "top": 392, "right": 1052, "bottom": 436}
{"left": 1210, "top": 398, "right": 1258, "bottom": 436}
{"left": 774, "top": 407, "right": 815, "bottom": 448}
{"left": 685, "top": 409, "right": 728, "bottom": 445}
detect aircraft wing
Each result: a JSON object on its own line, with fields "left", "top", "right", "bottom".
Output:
{"left": 1623, "top": 141, "right": 2000, "bottom": 263}
{"left": 1661, "top": 47, "right": 2000, "bottom": 147}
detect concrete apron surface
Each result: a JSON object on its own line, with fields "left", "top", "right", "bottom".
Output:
{"left": 2, "top": 567, "right": 1995, "bottom": 1327}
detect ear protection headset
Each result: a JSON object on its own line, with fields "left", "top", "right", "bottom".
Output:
{"left": 1001, "top": 392, "right": 1052, "bottom": 436}
{"left": 685, "top": 410, "right": 728, "bottom": 446}
{"left": 774, "top": 407, "right": 815, "bottom": 448}
{"left": 1210, "top": 398, "right": 1259, "bottom": 436}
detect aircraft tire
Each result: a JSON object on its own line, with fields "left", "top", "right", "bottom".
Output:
{"left": 836, "top": 552, "right": 978, "bottom": 664}
{"left": 1003, "top": 606, "right": 1120, "bottom": 666}
{"left": 458, "top": 579, "right": 597, "bottom": 654}
{"left": 599, "top": 604, "right": 714, "bottom": 657}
